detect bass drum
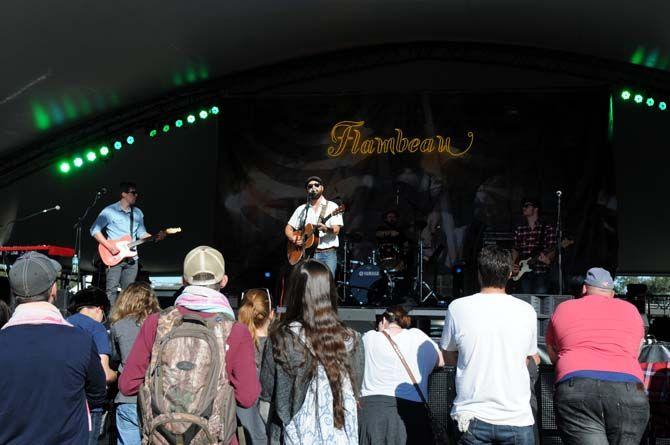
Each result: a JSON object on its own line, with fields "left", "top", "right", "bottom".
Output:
{"left": 349, "top": 264, "right": 387, "bottom": 305}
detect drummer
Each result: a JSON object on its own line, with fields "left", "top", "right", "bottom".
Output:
{"left": 375, "top": 209, "right": 410, "bottom": 271}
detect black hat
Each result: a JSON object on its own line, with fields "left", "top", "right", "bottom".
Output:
{"left": 521, "top": 197, "right": 541, "bottom": 209}
{"left": 305, "top": 176, "right": 324, "bottom": 187}
{"left": 68, "top": 287, "right": 110, "bottom": 314}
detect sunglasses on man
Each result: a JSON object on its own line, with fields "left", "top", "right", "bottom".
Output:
{"left": 306, "top": 183, "right": 321, "bottom": 190}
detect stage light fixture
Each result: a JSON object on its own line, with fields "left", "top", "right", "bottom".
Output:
{"left": 210, "top": 106, "right": 219, "bottom": 115}
{"left": 58, "top": 162, "right": 71, "bottom": 173}
{"left": 126, "top": 136, "right": 135, "bottom": 145}
{"left": 175, "top": 119, "right": 183, "bottom": 128}
{"left": 621, "top": 90, "right": 631, "bottom": 100}
{"left": 660, "top": 102, "right": 667, "bottom": 110}
{"left": 99, "top": 146, "right": 110, "bottom": 156}
{"left": 73, "top": 157, "right": 84, "bottom": 168}
{"left": 187, "top": 114, "right": 196, "bottom": 124}
{"left": 162, "top": 124, "right": 170, "bottom": 133}
{"left": 149, "top": 129, "right": 157, "bottom": 137}
{"left": 199, "top": 110, "right": 208, "bottom": 119}
{"left": 114, "top": 141, "right": 122, "bottom": 150}
{"left": 634, "top": 94, "right": 644, "bottom": 103}
{"left": 86, "top": 151, "right": 97, "bottom": 162}
{"left": 647, "top": 98, "right": 655, "bottom": 106}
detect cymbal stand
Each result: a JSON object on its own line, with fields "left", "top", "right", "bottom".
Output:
{"left": 341, "top": 240, "right": 349, "bottom": 302}
{"left": 415, "top": 239, "right": 437, "bottom": 303}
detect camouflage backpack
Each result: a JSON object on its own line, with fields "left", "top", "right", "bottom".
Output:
{"left": 139, "top": 307, "right": 237, "bottom": 445}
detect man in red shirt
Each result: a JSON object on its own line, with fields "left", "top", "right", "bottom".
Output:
{"left": 546, "top": 267, "right": 649, "bottom": 445}
{"left": 119, "top": 246, "right": 260, "bottom": 445}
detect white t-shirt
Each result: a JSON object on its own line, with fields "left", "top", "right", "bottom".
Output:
{"left": 361, "top": 328, "right": 440, "bottom": 402}
{"left": 287, "top": 198, "right": 343, "bottom": 249}
{"left": 440, "top": 293, "right": 537, "bottom": 426}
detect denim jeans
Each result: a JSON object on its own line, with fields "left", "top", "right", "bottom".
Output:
{"left": 89, "top": 408, "right": 104, "bottom": 445}
{"left": 116, "top": 403, "right": 141, "bottom": 445}
{"left": 314, "top": 249, "right": 337, "bottom": 277}
{"left": 554, "top": 378, "right": 649, "bottom": 445}
{"left": 237, "top": 404, "right": 268, "bottom": 445}
{"left": 105, "top": 260, "right": 138, "bottom": 305}
{"left": 458, "top": 418, "right": 535, "bottom": 445}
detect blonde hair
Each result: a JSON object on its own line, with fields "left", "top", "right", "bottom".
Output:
{"left": 238, "top": 288, "right": 272, "bottom": 347}
{"left": 110, "top": 282, "right": 160, "bottom": 324}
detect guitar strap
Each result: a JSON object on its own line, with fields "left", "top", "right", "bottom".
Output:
{"left": 129, "top": 206, "right": 134, "bottom": 241}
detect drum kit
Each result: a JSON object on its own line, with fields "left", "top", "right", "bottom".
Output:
{"left": 338, "top": 223, "right": 443, "bottom": 306}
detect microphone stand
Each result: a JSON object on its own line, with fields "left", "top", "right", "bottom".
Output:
{"left": 556, "top": 191, "right": 563, "bottom": 296}
{"left": 0, "top": 207, "right": 59, "bottom": 231}
{"left": 73, "top": 192, "right": 103, "bottom": 290}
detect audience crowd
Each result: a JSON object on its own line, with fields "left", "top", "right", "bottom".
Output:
{"left": 0, "top": 244, "right": 652, "bottom": 445}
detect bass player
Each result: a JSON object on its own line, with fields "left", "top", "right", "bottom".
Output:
{"left": 90, "top": 181, "right": 164, "bottom": 304}
{"left": 284, "top": 176, "right": 343, "bottom": 276}
{"left": 511, "top": 197, "right": 557, "bottom": 294}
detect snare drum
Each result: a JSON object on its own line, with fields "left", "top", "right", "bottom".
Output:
{"left": 378, "top": 243, "right": 404, "bottom": 272}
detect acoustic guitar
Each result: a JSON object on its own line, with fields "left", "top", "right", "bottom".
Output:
{"left": 287, "top": 205, "right": 345, "bottom": 265}
{"left": 98, "top": 227, "right": 182, "bottom": 267}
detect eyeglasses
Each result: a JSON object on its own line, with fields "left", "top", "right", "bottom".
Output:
{"left": 126, "top": 190, "right": 138, "bottom": 195}
{"left": 241, "top": 287, "right": 272, "bottom": 309}
{"left": 306, "top": 183, "right": 321, "bottom": 189}
{"left": 522, "top": 203, "right": 534, "bottom": 208}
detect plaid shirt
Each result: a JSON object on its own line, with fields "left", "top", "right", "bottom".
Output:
{"left": 514, "top": 220, "right": 556, "bottom": 274}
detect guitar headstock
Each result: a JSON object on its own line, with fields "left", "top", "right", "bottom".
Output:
{"left": 165, "top": 227, "right": 182, "bottom": 235}
{"left": 331, "top": 205, "right": 346, "bottom": 217}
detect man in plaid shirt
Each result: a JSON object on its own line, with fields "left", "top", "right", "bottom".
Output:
{"left": 512, "top": 197, "right": 556, "bottom": 294}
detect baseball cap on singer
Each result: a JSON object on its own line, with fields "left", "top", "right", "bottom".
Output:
{"left": 9, "top": 251, "right": 62, "bottom": 297}
{"left": 183, "top": 246, "right": 226, "bottom": 285}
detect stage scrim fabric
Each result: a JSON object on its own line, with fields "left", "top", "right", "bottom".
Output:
{"left": 216, "top": 91, "right": 615, "bottom": 292}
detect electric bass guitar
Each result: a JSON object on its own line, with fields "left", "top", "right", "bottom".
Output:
{"left": 98, "top": 227, "right": 182, "bottom": 267}
{"left": 287, "top": 205, "right": 345, "bottom": 266}
{"left": 512, "top": 238, "right": 574, "bottom": 281}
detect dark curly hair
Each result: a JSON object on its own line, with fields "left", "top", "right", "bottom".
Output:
{"left": 270, "top": 259, "right": 357, "bottom": 429}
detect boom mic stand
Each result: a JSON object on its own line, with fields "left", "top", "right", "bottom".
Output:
{"left": 73, "top": 191, "right": 104, "bottom": 290}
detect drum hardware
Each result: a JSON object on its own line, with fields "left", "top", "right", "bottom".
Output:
{"left": 415, "top": 239, "right": 438, "bottom": 303}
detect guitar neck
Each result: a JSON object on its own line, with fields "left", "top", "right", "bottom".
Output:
{"left": 127, "top": 236, "right": 153, "bottom": 249}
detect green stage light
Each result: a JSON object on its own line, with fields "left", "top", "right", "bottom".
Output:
{"left": 86, "top": 151, "right": 97, "bottom": 162}
{"left": 210, "top": 106, "right": 219, "bottom": 115}
{"left": 149, "top": 129, "right": 157, "bottom": 137}
{"left": 73, "top": 157, "right": 84, "bottom": 168}
{"left": 660, "top": 101, "right": 667, "bottom": 110}
{"left": 634, "top": 94, "right": 644, "bottom": 103}
{"left": 58, "top": 162, "right": 71, "bottom": 173}
{"left": 126, "top": 136, "right": 135, "bottom": 145}
{"left": 199, "top": 110, "right": 208, "bottom": 119}
{"left": 175, "top": 119, "right": 183, "bottom": 128}
{"left": 621, "top": 90, "right": 631, "bottom": 100}
{"left": 162, "top": 124, "right": 170, "bottom": 133}
{"left": 99, "top": 146, "right": 110, "bottom": 156}
{"left": 647, "top": 98, "right": 655, "bottom": 106}
{"left": 114, "top": 141, "right": 122, "bottom": 150}
{"left": 187, "top": 114, "right": 196, "bottom": 124}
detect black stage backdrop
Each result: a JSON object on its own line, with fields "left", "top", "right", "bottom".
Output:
{"left": 217, "top": 90, "right": 616, "bottom": 295}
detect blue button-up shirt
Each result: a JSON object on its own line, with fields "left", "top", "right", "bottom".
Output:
{"left": 90, "top": 202, "right": 148, "bottom": 241}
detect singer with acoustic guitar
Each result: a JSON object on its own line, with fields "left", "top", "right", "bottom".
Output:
{"left": 90, "top": 182, "right": 165, "bottom": 304}
{"left": 285, "top": 176, "right": 343, "bottom": 276}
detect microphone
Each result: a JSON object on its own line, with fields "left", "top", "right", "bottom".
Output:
{"left": 96, "top": 186, "right": 108, "bottom": 196}
{"left": 556, "top": 190, "right": 562, "bottom": 197}
{"left": 42, "top": 205, "right": 61, "bottom": 213}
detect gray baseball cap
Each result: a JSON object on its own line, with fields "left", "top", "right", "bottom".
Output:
{"left": 583, "top": 267, "right": 614, "bottom": 290}
{"left": 9, "top": 251, "right": 62, "bottom": 297}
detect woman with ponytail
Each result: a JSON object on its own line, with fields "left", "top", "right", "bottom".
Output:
{"left": 236, "top": 288, "right": 274, "bottom": 444}
{"left": 260, "top": 259, "right": 364, "bottom": 445}
{"left": 359, "top": 305, "right": 444, "bottom": 445}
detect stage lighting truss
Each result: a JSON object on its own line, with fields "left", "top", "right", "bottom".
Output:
{"left": 619, "top": 88, "right": 666, "bottom": 112}
{"left": 55, "top": 105, "right": 220, "bottom": 175}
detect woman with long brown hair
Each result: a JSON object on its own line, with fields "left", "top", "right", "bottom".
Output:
{"left": 110, "top": 282, "right": 161, "bottom": 445}
{"left": 237, "top": 288, "right": 274, "bottom": 444}
{"left": 260, "top": 259, "right": 364, "bottom": 445}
